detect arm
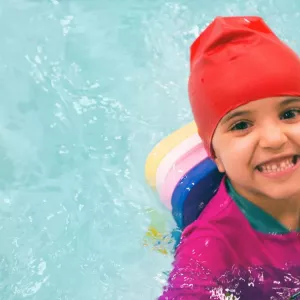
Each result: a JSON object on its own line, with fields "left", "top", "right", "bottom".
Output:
{"left": 158, "top": 227, "right": 232, "bottom": 300}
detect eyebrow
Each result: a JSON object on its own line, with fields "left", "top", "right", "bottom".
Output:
{"left": 221, "top": 97, "right": 300, "bottom": 125}
{"left": 220, "top": 110, "right": 251, "bottom": 125}
{"left": 279, "top": 97, "right": 300, "bottom": 107}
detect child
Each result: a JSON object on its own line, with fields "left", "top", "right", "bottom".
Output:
{"left": 159, "top": 16, "right": 300, "bottom": 299}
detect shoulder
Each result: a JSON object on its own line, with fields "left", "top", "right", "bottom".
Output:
{"left": 187, "top": 178, "right": 250, "bottom": 242}
{"left": 158, "top": 181, "right": 252, "bottom": 299}
{"left": 159, "top": 225, "right": 237, "bottom": 300}
{"left": 176, "top": 218, "right": 236, "bottom": 274}
{"left": 175, "top": 181, "right": 248, "bottom": 271}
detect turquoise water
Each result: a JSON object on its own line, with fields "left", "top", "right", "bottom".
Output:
{"left": 1, "top": 0, "right": 300, "bottom": 299}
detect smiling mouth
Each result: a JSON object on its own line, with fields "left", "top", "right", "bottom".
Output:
{"left": 256, "top": 155, "right": 299, "bottom": 173}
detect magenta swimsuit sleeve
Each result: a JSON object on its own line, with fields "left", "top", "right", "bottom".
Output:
{"left": 158, "top": 228, "right": 233, "bottom": 300}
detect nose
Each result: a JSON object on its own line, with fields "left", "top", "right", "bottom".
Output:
{"left": 258, "top": 121, "right": 287, "bottom": 150}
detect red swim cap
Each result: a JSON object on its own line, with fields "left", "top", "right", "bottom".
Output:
{"left": 188, "top": 16, "right": 300, "bottom": 157}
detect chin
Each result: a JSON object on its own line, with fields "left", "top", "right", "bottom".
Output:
{"left": 259, "top": 185, "right": 300, "bottom": 202}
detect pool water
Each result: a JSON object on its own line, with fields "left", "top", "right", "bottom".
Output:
{"left": 1, "top": 0, "right": 300, "bottom": 299}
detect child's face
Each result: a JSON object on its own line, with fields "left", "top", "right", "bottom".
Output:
{"left": 212, "top": 96, "right": 300, "bottom": 202}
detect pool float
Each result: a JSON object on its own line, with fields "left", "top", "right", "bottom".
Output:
{"left": 145, "top": 121, "right": 224, "bottom": 230}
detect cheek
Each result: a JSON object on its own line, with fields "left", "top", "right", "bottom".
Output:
{"left": 216, "top": 137, "right": 255, "bottom": 174}
{"left": 220, "top": 151, "right": 250, "bottom": 183}
{"left": 287, "top": 124, "right": 300, "bottom": 144}
{"left": 228, "top": 137, "right": 255, "bottom": 154}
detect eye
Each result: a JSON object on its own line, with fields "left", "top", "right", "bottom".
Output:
{"left": 280, "top": 108, "right": 300, "bottom": 120}
{"left": 230, "top": 121, "right": 251, "bottom": 131}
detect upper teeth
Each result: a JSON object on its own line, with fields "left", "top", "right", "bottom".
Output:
{"left": 260, "top": 157, "right": 294, "bottom": 172}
